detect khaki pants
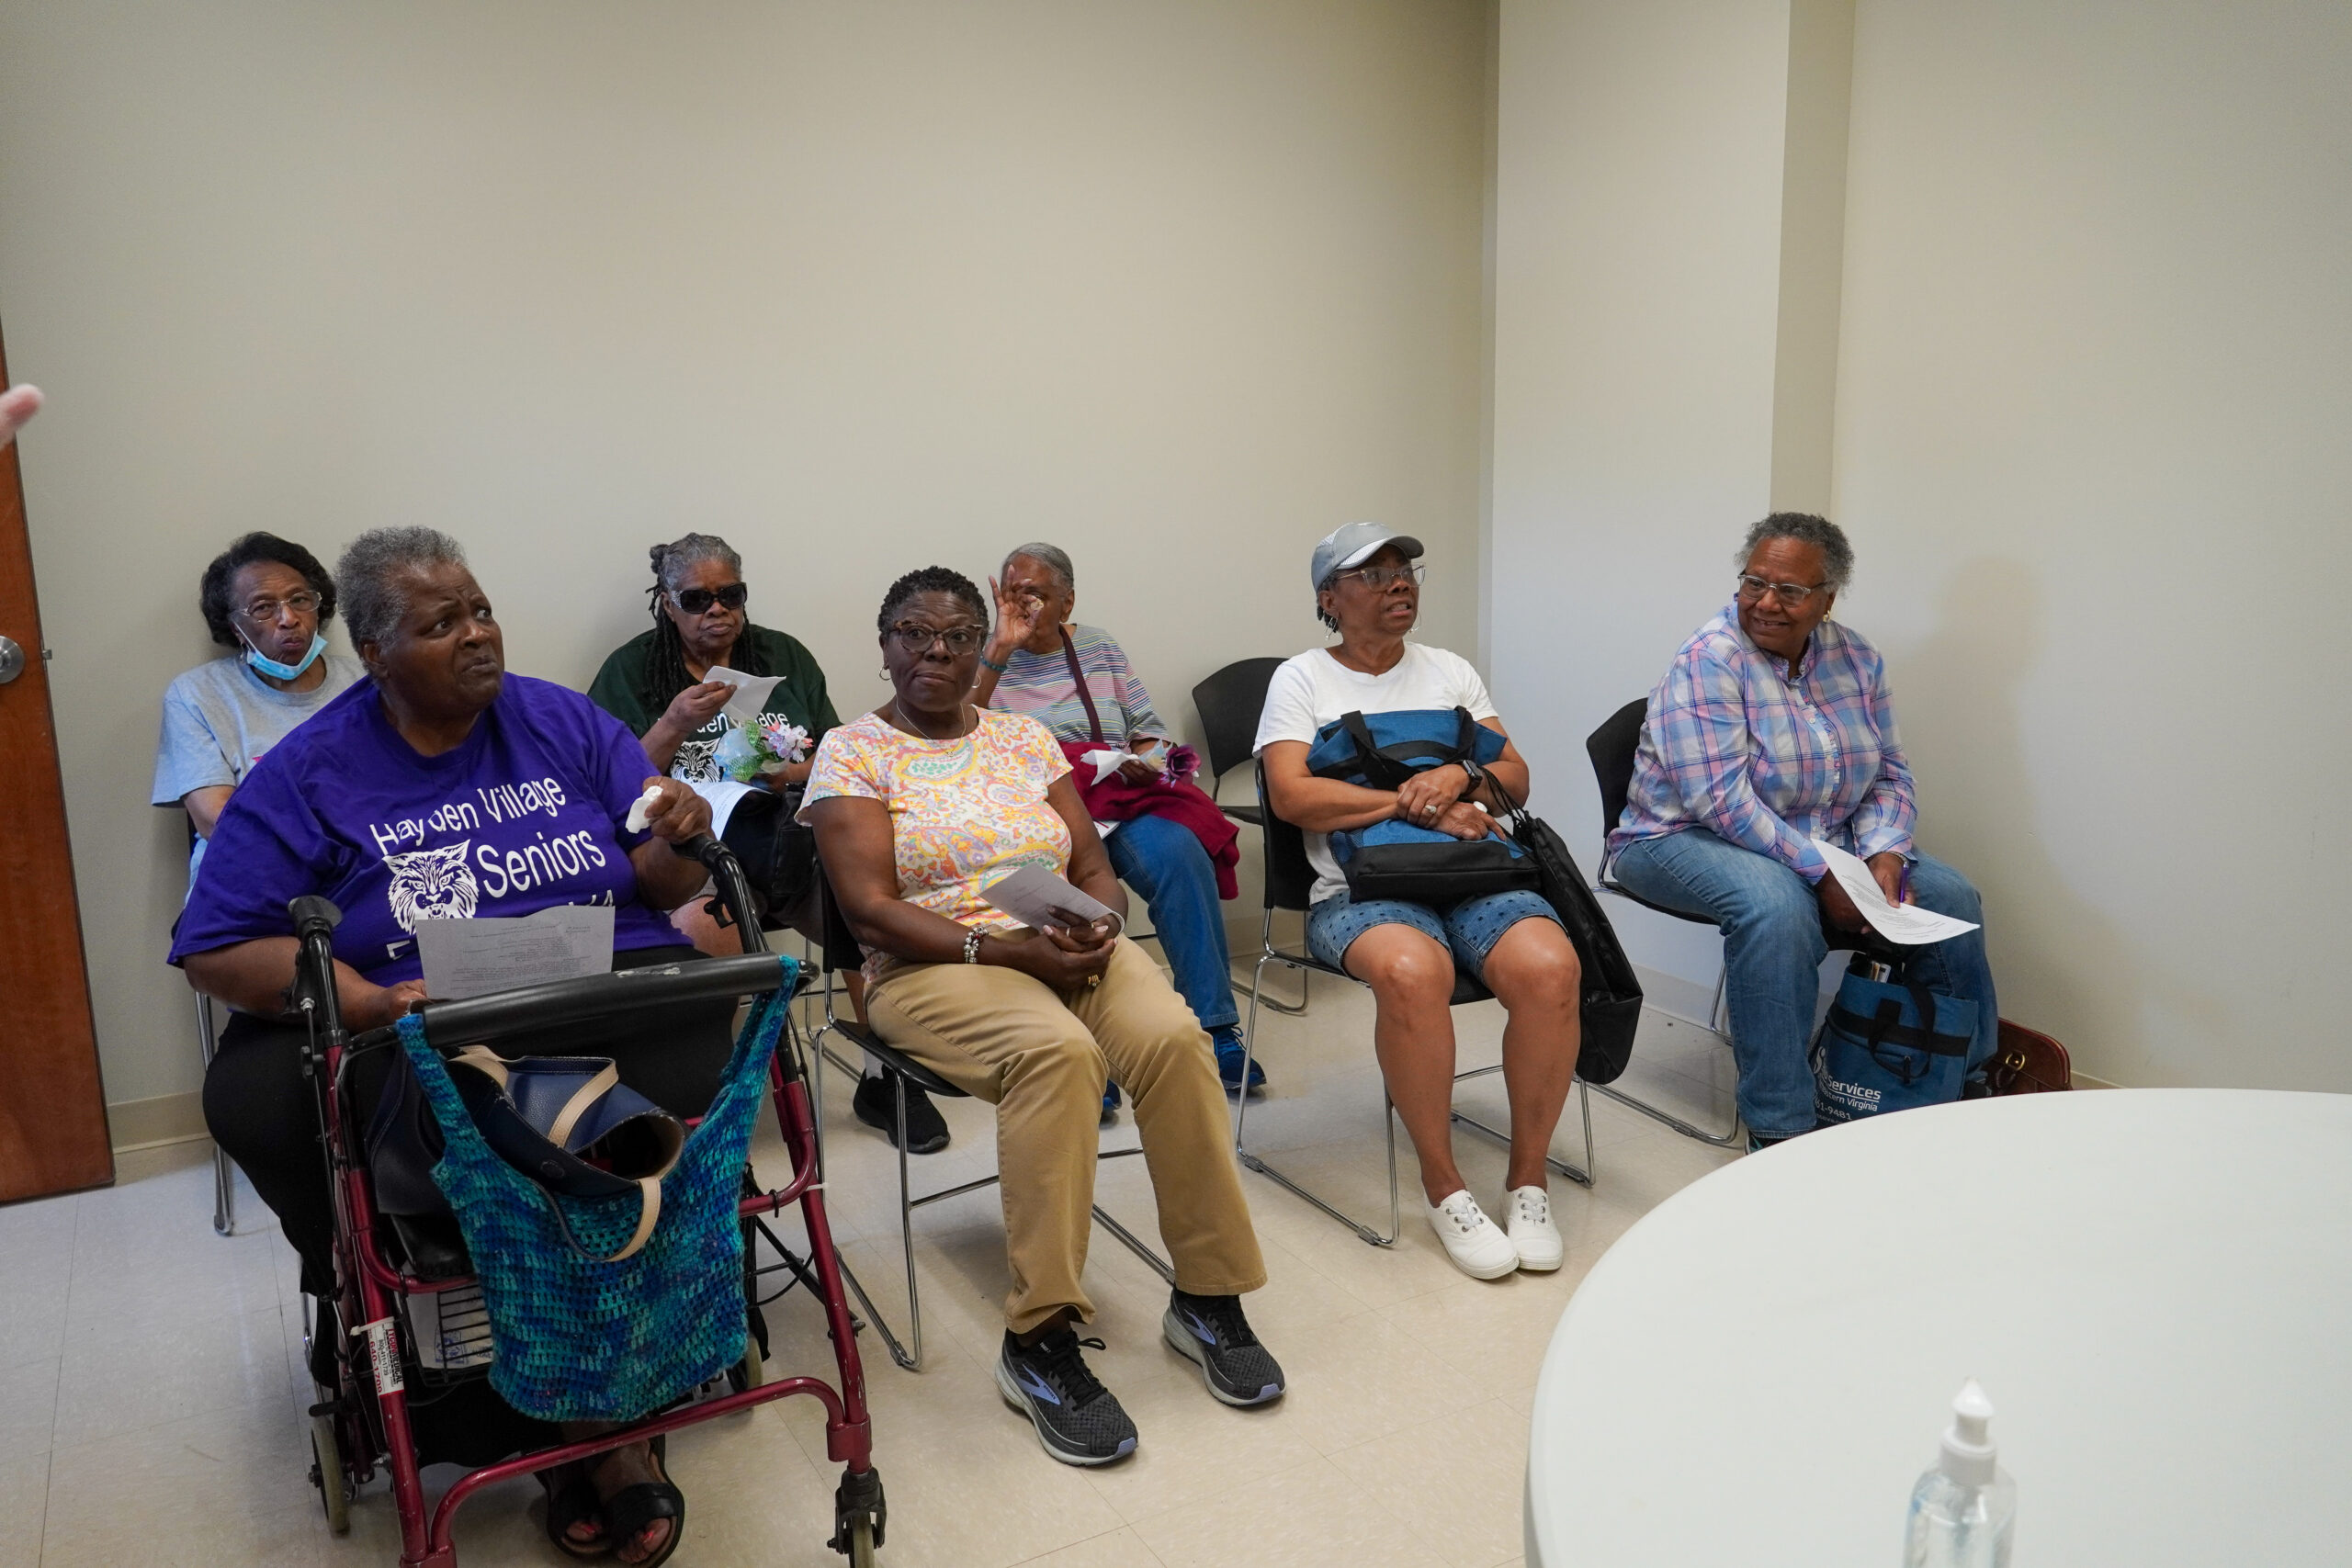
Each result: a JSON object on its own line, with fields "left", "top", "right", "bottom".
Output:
{"left": 867, "top": 937, "right": 1267, "bottom": 1335}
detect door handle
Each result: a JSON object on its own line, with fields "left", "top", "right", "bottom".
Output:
{"left": 0, "top": 636, "right": 23, "bottom": 684}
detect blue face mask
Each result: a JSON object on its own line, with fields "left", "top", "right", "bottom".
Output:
{"left": 242, "top": 630, "right": 327, "bottom": 682}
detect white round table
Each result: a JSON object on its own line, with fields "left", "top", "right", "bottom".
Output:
{"left": 1524, "top": 1090, "right": 2352, "bottom": 1567}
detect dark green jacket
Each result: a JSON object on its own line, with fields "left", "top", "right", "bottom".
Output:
{"left": 586, "top": 624, "right": 841, "bottom": 784}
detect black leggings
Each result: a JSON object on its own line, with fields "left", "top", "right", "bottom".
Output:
{"left": 202, "top": 943, "right": 739, "bottom": 1297}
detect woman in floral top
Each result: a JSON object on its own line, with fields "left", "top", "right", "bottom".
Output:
{"left": 801, "top": 566, "right": 1282, "bottom": 1468}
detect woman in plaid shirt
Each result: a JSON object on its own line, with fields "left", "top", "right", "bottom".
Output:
{"left": 1607, "top": 513, "right": 1996, "bottom": 1146}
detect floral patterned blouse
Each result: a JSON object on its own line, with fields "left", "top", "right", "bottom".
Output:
{"left": 798, "top": 707, "right": 1073, "bottom": 967}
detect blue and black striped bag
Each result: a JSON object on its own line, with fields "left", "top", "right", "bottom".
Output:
{"left": 391, "top": 956, "right": 794, "bottom": 1421}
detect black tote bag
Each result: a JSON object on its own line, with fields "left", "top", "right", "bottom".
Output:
{"left": 1504, "top": 805, "right": 1643, "bottom": 1085}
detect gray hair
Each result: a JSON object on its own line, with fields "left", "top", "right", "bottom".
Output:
{"left": 650, "top": 532, "right": 741, "bottom": 592}
{"left": 1001, "top": 542, "right": 1075, "bottom": 592}
{"left": 337, "top": 526, "right": 469, "bottom": 650}
{"left": 1737, "top": 512, "right": 1854, "bottom": 593}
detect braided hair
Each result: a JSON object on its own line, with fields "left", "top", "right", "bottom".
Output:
{"left": 876, "top": 566, "right": 989, "bottom": 635}
{"left": 643, "top": 533, "right": 767, "bottom": 708}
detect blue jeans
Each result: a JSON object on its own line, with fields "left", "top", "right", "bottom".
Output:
{"left": 1306, "top": 887, "right": 1562, "bottom": 977}
{"left": 1611, "top": 828, "right": 1996, "bottom": 1139}
{"left": 1105, "top": 813, "right": 1239, "bottom": 1035}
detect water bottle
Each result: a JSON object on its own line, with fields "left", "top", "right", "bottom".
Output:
{"left": 1903, "top": 1379, "right": 2017, "bottom": 1567}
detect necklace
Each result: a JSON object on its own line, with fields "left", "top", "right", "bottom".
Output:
{"left": 890, "top": 700, "right": 968, "bottom": 742}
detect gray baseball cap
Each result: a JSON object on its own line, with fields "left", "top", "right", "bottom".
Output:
{"left": 1309, "top": 520, "right": 1424, "bottom": 592}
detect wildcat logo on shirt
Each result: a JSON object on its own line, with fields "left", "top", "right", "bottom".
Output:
{"left": 384, "top": 843, "right": 480, "bottom": 930}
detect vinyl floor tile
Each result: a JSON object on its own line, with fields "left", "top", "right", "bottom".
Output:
{"left": 1331, "top": 1397, "right": 1531, "bottom": 1568}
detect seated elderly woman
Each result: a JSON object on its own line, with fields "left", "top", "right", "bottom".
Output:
{"left": 1607, "top": 513, "right": 1996, "bottom": 1148}
{"left": 1256, "top": 522, "right": 1582, "bottom": 1281}
{"left": 151, "top": 532, "right": 364, "bottom": 876}
{"left": 972, "top": 542, "right": 1256, "bottom": 1112}
{"left": 175, "top": 526, "right": 722, "bottom": 1565}
{"left": 585, "top": 531, "right": 956, "bottom": 1155}
{"left": 801, "top": 566, "right": 1282, "bottom": 1467}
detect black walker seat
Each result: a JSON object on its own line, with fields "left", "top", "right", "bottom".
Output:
{"left": 292, "top": 836, "right": 886, "bottom": 1568}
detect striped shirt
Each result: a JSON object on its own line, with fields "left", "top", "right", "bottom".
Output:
{"left": 986, "top": 624, "right": 1169, "bottom": 748}
{"left": 1608, "top": 601, "right": 1917, "bottom": 883}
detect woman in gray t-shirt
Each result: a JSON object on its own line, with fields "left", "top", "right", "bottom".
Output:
{"left": 152, "top": 532, "right": 363, "bottom": 878}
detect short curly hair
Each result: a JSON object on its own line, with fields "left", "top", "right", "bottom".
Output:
{"left": 197, "top": 533, "right": 337, "bottom": 649}
{"left": 876, "top": 566, "right": 989, "bottom": 636}
{"left": 1737, "top": 512, "right": 1855, "bottom": 592}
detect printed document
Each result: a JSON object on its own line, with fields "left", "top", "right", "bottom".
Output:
{"left": 982, "top": 864, "right": 1115, "bottom": 931}
{"left": 1810, "top": 840, "right": 1981, "bottom": 946}
{"left": 705, "top": 665, "right": 785, "bottom": 730}
{"left": 416, "top": 905, "right": 616, "bottom": 1000}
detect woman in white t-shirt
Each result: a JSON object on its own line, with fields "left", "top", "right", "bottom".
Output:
{"left": 1253, "top": 523, "right": 1582, "bottom": 1281}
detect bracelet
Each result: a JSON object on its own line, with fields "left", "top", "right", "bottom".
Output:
{"left": 962, "top": 929, "right": 984, "bottom": 964}
{"left": 977, "top": 652, "right": 1009, "bottom": 674}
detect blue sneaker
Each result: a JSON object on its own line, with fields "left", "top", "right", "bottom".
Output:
{"left": 996, "top": 1328, "right": 1138, "bottom": 1465}
{"left": 1162, "top": 1291, "right": 1284, "bottom": 1406}
{"left": 1101, "top": 1080, "right": 1122, "bottom": 1126}
{"left": 1212, "top": 1030, "right": 1266, "bottom": 1097}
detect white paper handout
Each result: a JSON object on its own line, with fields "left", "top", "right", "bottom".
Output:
{"left": 415, "top": 905, "right": 616, "bottom": 1001}
{"left": 1810, "top": 840, "right": 1981, "bottom": 946}
{"left": 1076, "top": 747, "right": 1167, "bottom": 786}
{"left": 704, "top": 664, "right": 785, "bottom": 730}
{"left": 981, "top": 864, "right": 1115, "bottom": 931}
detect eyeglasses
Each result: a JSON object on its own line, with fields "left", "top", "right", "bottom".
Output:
{"left": 236, "top": 591, "right": 321, "bottom": 623}
{"left": 888, "top": 622, "right": 989, "bottom": 655}
{"left": 672, "top": 583, "right": 749, "bottom": 615}
{"left": 1334, "top": 564, "right": 1427, "bottom": 592}
{"left": 1735, "top": 573, "right": 1829, "bottom": 608}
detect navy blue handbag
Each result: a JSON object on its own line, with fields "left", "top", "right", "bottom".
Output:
{"left": 1812, "top": 958, "right": 1978, "bottom": 1124}
{"left": 1304, "top": 707, "right": 1536, "bottom": 904}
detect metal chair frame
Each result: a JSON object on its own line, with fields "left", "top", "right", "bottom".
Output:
{"left": 193, "top": 990, "right": 237, "bottom": 1234}
{"left": 1191, "top": 656, "right": 1310, "bottom": 1015}
{"left": 1233, "top": 761, "right": 1595, "bottom": 1248}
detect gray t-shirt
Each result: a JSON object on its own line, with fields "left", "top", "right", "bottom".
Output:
{"left": 153, "top": 653, "right": 366, "bottom": 877}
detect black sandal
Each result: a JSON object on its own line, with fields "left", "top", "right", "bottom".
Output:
{"left": 600, "top": 1435, "right": 685, "bottom": 1568}
{"left": 538, "top": 1460, "right": 609, "bottom": 1560}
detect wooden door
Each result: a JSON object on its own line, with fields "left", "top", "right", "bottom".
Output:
{"left": 0, "top": 323, "right": 113, "bottom": 1201}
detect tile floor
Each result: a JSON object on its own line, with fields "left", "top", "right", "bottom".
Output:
{"left": 0, "top": 964, "right": 1747, "bottom": 1568}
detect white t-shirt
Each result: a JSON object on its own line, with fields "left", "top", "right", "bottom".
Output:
{"left": 1251, "top": 643, "right": 1501, "bottom": 904}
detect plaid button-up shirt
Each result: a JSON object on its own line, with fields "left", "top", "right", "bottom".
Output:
{"left": 1607, "top": 601, "right": 1916, "bottom": 883}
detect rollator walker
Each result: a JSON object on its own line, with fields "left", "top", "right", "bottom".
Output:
{"left": 288, "top": 835, "right": 886, "bottom": 1566}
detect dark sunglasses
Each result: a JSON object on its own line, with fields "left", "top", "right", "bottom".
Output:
{"left": 670, "top": 582, "right": 748, "bottom": 615}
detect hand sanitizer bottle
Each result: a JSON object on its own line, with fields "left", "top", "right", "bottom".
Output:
{"left": 1903, "top": 1380, "right": 2017, "bottom": 1567}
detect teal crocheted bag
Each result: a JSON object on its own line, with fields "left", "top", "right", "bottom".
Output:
{"left": 392, "top": 955, "right": 794, "bottom": 1422}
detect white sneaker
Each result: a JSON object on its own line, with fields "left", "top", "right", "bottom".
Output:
{"left": 1424, "top": 1190, "right": 1519, "bottom": 1280}
{"left": 1504, "top": 1185, "right": 1563, "bottom": 1272}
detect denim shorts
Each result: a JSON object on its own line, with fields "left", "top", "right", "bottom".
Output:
{"left": 1306, "top": 886, "right": 1563, "bottom": 977}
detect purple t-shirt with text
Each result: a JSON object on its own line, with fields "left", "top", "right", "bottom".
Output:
{"left": 171, "top": 673, "right": 678, "bottom": 986}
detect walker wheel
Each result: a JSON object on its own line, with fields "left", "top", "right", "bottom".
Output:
{"left": 730, "top": 1343, "right": 766, "bottom": 1393}
{"left": 844, "top": 1515, "right": 876, "bottom": 1567}
{"left": 309, "top": 1411, "right": 352, "bottom": 1536}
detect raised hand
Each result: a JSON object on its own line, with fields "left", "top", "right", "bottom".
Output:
{"left": 988, "top": 574, "right": 1044, "bottom": 659}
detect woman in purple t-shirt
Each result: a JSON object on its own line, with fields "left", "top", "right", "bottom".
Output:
{"left": 174, "top": 528, "right": 712, "bottom": 1564}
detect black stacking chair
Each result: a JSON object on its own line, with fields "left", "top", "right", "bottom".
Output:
{"left": 1190, "top": 656, "right": 1309, "bottom": 1015}
{"left": 1231, "top": 761, "right": 1595, "bottom": 1248}
{"left": 798, "top": 865, "right": 1172, "bottom": 1371}
{"left": 1585, "top": 697, "right": 1899, "bottom": 1148}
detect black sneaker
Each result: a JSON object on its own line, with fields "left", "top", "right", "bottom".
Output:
{"left": 853, "top": 1071, "right": 950, "bottom": 1155}
{"left": 995, "top": 1328, "right": 1138, "bottom": 1465}
{"left": 1161, "top": 1290, "right": 1284, "bottom": 1406}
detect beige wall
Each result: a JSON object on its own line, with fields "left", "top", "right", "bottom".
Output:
{"left": 1489, "top": 0, "right": 1810, "bottom": 1017}
{"left": 0, "top": 1, "right": 1493, "bottom": 1116}
{"left": 1834, "top": 1, "right": 2352, "bottom": 1089}
{"left": 1492, "top": 0, "right": 2352, "bottom": 1090}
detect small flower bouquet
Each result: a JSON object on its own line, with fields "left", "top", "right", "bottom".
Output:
{"left": 714, "top": 716, "right": 812, "bottom": 783}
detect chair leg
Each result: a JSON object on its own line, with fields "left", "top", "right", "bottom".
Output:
{"left": 1233, "top": 951, "right": 1402, "bottom": 1248}
{"left": 1448, "top": 1069, "right": 1597, "bottom": 1188}
{"left": 195, "top": 993, "right": 234, "bottom": 1236}
{"left": 1590, "top": 987, "right": 1745, "bottom": 1149}
{"left": 834, "top": 1073, "right": 925, "bottom": 1372}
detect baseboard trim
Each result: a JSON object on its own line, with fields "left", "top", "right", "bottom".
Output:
{"left": 107, "top": 1090, "right": 209, "bottom": 1153}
